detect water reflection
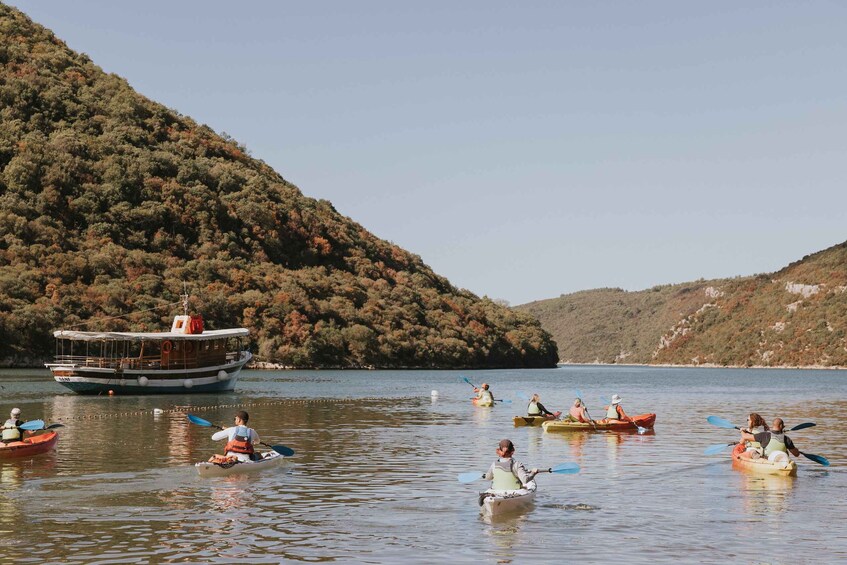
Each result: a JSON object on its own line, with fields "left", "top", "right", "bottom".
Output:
{"left": 737, "top": 473, "right": 795, "bottom": 516}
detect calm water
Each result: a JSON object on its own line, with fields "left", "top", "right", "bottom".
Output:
{"left": 1, "top": 365, "right": 845, "bottom": 564}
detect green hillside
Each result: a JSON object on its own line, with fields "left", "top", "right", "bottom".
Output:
{"left": 518, "top": 242, "right": 847, "bottom": 368}
{"left": 0, "top": 4, "right": 558, "bottom": 368}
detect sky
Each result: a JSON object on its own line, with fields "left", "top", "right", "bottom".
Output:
{"left": 9, "top": 1, "right": 847, "bottom": 305}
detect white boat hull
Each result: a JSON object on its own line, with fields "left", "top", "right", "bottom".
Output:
{"left": 195, "top": 451, "right": 284, "bottom": 478}
{"left": 480, "top": 480, "right": 537, "bottom": 517}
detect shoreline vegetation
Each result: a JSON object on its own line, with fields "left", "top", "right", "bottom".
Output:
{"left": 557, "top": 362, "right": 847, "bottom": 371}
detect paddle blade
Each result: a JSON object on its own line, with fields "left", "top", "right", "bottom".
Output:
{"left": 574, "top": 390, "right": 584, "bottom": 402}
{"left": 495, "top": 399, "right": 512, "bottom": 404}
{"left": 549, "top": 462, "right": 580, "bottom": 474}
{"left": 704, "top": 442, "right": 735, "bottom": 455}
{"left": 461, "top": 376, "right": 476, "bottom": 388}
{"left": 19, "top": 419, "right": 45, "bottom": 431}
{"left": 271, "top": 445, "right": 295, "bottom": 457}
{"left": 458, "top": 471, "right": 483, "bottom": 484}
{"left": 801, "top": 452, "right": 830, "bottom": 466}
{"left": 187, "top": 414, "right": 213, "bottom": 427}
{"left": 706, "top": 416, "right": 738, "bottom": 429}
{"left": 44, "top": 423, "right": 65, "bottom": 430}
{"left": 789, "top": 422, "right": 816, "bottom": 431}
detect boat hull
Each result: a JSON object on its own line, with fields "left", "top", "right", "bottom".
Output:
{"left": 47, "top": 352, "right": 251, "bottom": 395}
{"left": 0, "top": 432, "right": 58, "bottom": 460}
{"left": 195, "top": 451, "right": 284, "bottom": 478}
{"left": 513, "top": 415, "right": 556, "bottom": 427}
{"left": 480, "top": 480, "right": 537, "bottom": 517}
{"left": 542, "top": 413, "right": 657, "bottom": 433}
{"left": 472, "top": 398, "right": 494, "bottom": 407}
{"left": 731, "top": 443, "right": 797, "bottom": 477}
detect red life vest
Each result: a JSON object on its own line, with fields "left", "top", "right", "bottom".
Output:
{"left": 223, "top": 426, "right": 254, "bottom": 455}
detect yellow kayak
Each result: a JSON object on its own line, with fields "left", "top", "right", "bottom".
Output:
{"left": 513, "top": 415, "right": 557, "bottom": 427}
{"left": 731, "top": 444, "right": 797, "bottom": 477}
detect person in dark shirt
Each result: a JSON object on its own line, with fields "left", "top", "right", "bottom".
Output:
{"left": 741, "top": 417, "right": 800, "bottom": 462}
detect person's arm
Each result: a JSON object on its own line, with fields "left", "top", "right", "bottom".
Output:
{"left": 618, "top": 405, "right": 630, "bottom": 420}
{"left": 211, "top": 427, "right": 233, "bottom": 441}
{"left": 482, "top": 462, "right": 495, "bottom": 481}
{"left": 513, "top": 460, "right": 539, "bottom": 486}
{"left": 785, "top": 436, "right": 800, "bottom": 457}
{"left": 740, "top": 430, "right": 756, "bottom": 442}
{"left": 251, "top": 429, "right": 261, "bottom": 445}
{"left": 537, "top": 402, "right": 553, "bottom": 416}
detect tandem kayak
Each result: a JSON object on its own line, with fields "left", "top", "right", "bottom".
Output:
{"left": 731, "top": 443, "right": 797, "bottom": 477}
{"left": 472, "top": 397, "right": 494, "bottom": 407}
{"left": 0, "top": 431, "right": 59, "bottom": 460}
{"left": 195, "top": 450, "right": 285, "bottom": 478}
{"left": 542, "top": 413, "right": 657, "bottom": 433}
{"left": 479, "top": 480, "right": 537, "bottom": 517}
{"left": 513, "top": 415, "right": 559, "bottom": 427}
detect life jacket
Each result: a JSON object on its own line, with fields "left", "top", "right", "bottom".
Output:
{"left": 492, "top": 458, "right": 522, "bottom": 491}
{"left": 527, "top": 401, "right": 541, "bottom": 416}
{"left": 763, "top": 432, "right": 788, "bottom": 457}
{"left": 744, "top": 426, "right": 767, "bottom": 451}
{"left": 223, "top": 425, "right": 254, "bottom": 455}
{"left": 479, "top": 390, "right": 493, "bottom": 403}
{"left": 1, "top": 419, "right": 21, "bottom": 442}
{"left": 605, "top": 405, "right": 621, "bottom": 420}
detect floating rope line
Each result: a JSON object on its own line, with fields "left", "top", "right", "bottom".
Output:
{"left": 51, "top": 397, "right": 419, "bottom": 421}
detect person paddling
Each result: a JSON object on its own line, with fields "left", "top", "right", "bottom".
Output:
{"left": 602, "top": 395, "right": 631, "bottom": 422}
{"left": 482, "top": 439, "right": 539, "bottom": 491}
{"left": 566, "top": 398, "right": 592, "bottom": 423}
{"left": 1, "top": 408, "right": 24, "bottom": 444}
{"left": 473, "top": 383, "right": 494, "bottom": 404}
{"left": 739, "top": 413, "right": 769, "bottom": 456}
{"left": 527, "top": 394, "right": 560, "bottom": 419}
{"left": 209, "top": 410, "right": 260, "bottom": 463}
{"left": 740, "top": 417, "right": 800, "bottom": 461}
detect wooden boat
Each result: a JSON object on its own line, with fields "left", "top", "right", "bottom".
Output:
{"left": 542, "top": 413, "right": 656, "bottom": 433}
{"left": 479, "top": 480, "right": 537, "bottom": 517}
{"left": 195, "top": 451, "right": 284, "bottom": 478}
{"left": 731, "top": 443, "right": 797, "bottom": 477}
{"left": 0, "top": 431, "right": 58, "bottom": 459}
{"left": 45, "top": 293, "right": 251, "bottom": 395}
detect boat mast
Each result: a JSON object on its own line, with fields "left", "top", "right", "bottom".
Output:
{"left": 181, "top": 282, "right": 189, "bottom": 316}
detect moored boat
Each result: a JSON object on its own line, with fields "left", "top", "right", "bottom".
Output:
{"left": 731, "top": 443, "right": 797, "bottom": 477}
{"left": 479, "top": 480, "right": 537, "bottom": 517}
{"left": 46, "top": 294, "right": 251, "bottom": 395}
{"left": 0, "top": 431, "right": 58, "bottom": 460}
{"left": 195, "top": 450, "right": 284, "bottom": 478}
{"left": 542, "top": 413, "right": 656, "bottom": 433}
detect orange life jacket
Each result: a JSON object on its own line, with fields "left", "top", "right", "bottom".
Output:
{"left": 223, "top": 426, "right": 254, "bottom": 455}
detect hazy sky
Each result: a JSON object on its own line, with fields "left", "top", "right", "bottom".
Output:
{"left": 10, "top": 1, "right": 847, "bottom": 304}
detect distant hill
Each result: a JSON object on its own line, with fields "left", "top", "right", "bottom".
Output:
{"left": 0, "top": 4, "right": 557, "bottom": 368}
{"left": 517, "top": 242, "right": 847, "bottom": 367}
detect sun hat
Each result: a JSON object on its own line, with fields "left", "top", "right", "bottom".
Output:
{"left": 611, "top": 394, "right": 622, "bottom": 405}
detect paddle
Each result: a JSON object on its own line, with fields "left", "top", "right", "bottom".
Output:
{"left": 186, "top": 414, "right": 295, "bottom": 456}
{"left": 799, "top": 452, "right": 830, "bottom": 466}
{"left": 704, "top": 442, "right": 737, "bottom": 455}
{"left": 19, "top": 420, "right": 45, "bottom": 431}
{"left": 601, "top": 396, "right": 647, "bottom": 434}
{"left": 457, "top": 462, "right": 581, "bottom": 483}
{"left": 707, "top": 416, "right": 817, "bottom": 432}
{"left": 574, "top": 389, "right": 599, "bottom": 430}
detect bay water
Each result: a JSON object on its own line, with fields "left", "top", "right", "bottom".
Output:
{"left": 1, "top": 365, "right": 845, "bottom": 563}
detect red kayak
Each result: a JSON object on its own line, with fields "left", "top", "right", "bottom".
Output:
{"left": 0, "top": 431, "right": 59, "bottom": 459}
{"left": 543, "top": 413, "right": 656, "bottom": 433}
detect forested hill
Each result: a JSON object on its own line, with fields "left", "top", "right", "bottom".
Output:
{"left": 518, "top": 241, "right": 847, "bottom": 368}
{"left": 0, "top": 5, "right": 558, "bottom": 368}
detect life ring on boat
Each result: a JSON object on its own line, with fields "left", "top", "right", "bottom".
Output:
{"left": 161, "top": 340, "right": 173, "bottom": 354}
{"left": 184, "top": 341, "right": 195, "bottom": 354}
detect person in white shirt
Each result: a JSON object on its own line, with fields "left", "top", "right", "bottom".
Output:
{"left": 211, "top": 411, "right": 260, "bottom": 462}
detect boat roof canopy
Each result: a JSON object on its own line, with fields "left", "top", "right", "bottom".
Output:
{"left": 53, "top": 328, "right": 249, "bottom": 342}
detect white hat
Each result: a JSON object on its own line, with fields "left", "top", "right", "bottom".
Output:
{"left": 11, "top": 407, "right": 21, "bottom": 416}
{"left": 611, "top": 395, "right": 622, "bottom": 405}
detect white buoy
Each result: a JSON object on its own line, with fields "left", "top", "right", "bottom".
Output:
{"left": 217, "top": 370, "right": 228, "bottom": 381}
{"left": 153, "top": 408, "right": 164, "bottom": 415}
{"left": 431, "top": 390, "right": 439, "bottom": 398}
{"left": 119, "top": 379, "right": 126, "bottom": 387}
{"left": 138, "top": 376, "right": 148, "bottom": 386}
{"left": 183, "top": 379, "right": 194, "bottom": 389}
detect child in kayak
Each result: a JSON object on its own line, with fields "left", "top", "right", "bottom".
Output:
{"left": 482, "top": 439, "right": 539, "bottom": 491}
{"left": 527, "top": 394, "right": 560, "bottom": 419}
{"left": 209, "top": 411, "right": 260, "bottom": 463}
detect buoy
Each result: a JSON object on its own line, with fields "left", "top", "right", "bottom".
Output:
{"left": 184, "top": 379, "right": 194, "bottom": 389}
{"left": 119, "top": 379, "right": 126, "bottom": 387}
{"left": 138, "top": 376, "right": 148, "bottom": 386}
{"left": 217, "top": 370, "right": 228, "bottom": 381}
{"left": 108, "top": 390, "right": 114, "bottom": 396}
{"left": 153, "top": 408, "right": 164, "bottom": 415}
{"left": 431, "top": 390, "right": 439, "bottom": 398}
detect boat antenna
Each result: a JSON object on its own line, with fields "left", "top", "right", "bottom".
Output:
{"left": 181, "top": 282, "right": 190, "bottom": 316}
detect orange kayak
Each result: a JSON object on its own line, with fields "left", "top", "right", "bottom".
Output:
{"left": 731, "top": 443, "right": 797, "bottom": 477}
{"left": 542, "top": 413, "right": 656, "bottom": 433}
{"left": 0, "top": 431, "right": 59, "bottom": 459}
{"left": 472, "top": 397, "right": 494, "bottom": 407}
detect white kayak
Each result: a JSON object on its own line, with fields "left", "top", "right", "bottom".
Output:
{"left": 195, "top": 450, "right": 285, "bottom": 478}
{"left": 479, "top": 480, "right": 537, "bottom": 517}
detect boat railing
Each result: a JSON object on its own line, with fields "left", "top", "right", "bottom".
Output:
{"left": 52, "top": 351, "right": 246, "bottom": 370}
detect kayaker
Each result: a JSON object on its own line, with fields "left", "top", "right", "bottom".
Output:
{"left": 0, "top": 408, "right": 24, "bottom": 444}
{"left": 566, "top": 398, "right": 592, "bottom": 423}
{"left": 210, "top": 411, "right": 260, "bottom": 462}
{"left": 482, "top": 439, "right": 539, "bottom": 490}
{"left": 740, "top": 417, "right": 800, "bottom": 462}
{"left": 527, "top": 394, "right": 559, "bottom": 419}
{"left": 473, "top": 383, "right": 494, "bottom": 404}
{"left": 602, "top": 395, "right": 631, "bottom": 422}
{"left": 739, "top": 413, "right": 769, "bottom": 456}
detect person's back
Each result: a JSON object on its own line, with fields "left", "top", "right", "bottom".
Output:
{"left": 569, "top": 403, "right": 587, "bottom": 423}
{"left": 1, "top": 408, "right": 23, "bottom": 443}
{"left": 605, "top": 395, "right": 626, "bottom": 421}
{"left": 746, "top": 418, "right": 799, "bottom": 462}
{"left": 483, "top": 439, "right": 538, "bottom": 492}
{"left": 211, "top": 411, "right": 259, "bottom": 462}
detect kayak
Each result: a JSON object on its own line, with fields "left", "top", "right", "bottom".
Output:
{"left": 472, "top": 397, "right": 494, "bottom": 407}
{"left": 195, "top": 450, "right": 284, "bottom": 478}
{"left": 513, "top": 415, "right": 558, "bottom": 427}
{"left": 731, "top": 443, "right": 797, "bottom": 477}
{"left": 542, "top": 413, "right": 657, "bottom": 433}
{"left": 479, "top": 480, "right": 537, "bottom": 517}
{"left": 0, "top": 431, "right": 59, "bottom": 459}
